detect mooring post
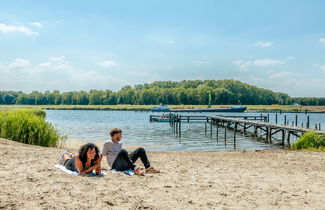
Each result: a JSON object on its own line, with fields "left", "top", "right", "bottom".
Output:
{"left": 205, "top": 123, "right": 207, "bottom": 135}
{"left": 233, "top": 123, "right": 237, "bottom": 149}
{"left": 284, "top": 115, "right": 287, "bottom": 125}
{"left": 267, "top": 113, "right": 270, "bottom": 122}
{"left": 315, "top": 123, "right": 318, "bottom": 130}
{"left": 319, "top": 123, "right": 321, "bottom": 131}
{"left": 307, "top": 116, "right": 310, "bottom": 128}
{"left": 295, "top": 115, "right": 298, "bottom": 127}
{"left": 275, "top": 114, "right": 278, "bottom": 124}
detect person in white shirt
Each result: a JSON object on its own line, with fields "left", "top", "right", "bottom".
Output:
{"left": 100, "top": 128, "right": 160, "bottom": 175}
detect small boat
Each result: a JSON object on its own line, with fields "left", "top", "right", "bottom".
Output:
{"left": 150, "top": 115, "right": 171, "bottom": 122}
{"left": 151, "top": 106, "right": 247, "bottom": 112}
{"left": 151, "top": 105, "right": 170, "bottom": 112}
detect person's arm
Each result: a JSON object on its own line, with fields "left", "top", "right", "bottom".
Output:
{"left": 75, "top": 156, "right": 99, "bottom": 175}
{"left": 94, "top": 158, "right": 101, "bottom": 174}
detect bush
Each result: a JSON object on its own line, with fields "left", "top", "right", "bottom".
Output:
{"left": 293, "top": 131, "right": 325, "bottom": 149}
{"left": 0, "top": 109, "right": 65, "bottom": 147}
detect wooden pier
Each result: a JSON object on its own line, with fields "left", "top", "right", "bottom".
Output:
{"left": 150, "top": 114, "right": 325, "bottom": 148}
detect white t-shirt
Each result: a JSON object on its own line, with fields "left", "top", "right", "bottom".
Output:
{"left": 101, "top": 140, "right": 123, "bottom": 168}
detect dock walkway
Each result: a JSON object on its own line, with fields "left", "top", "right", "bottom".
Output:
{"left": 150, "top": 114, "right": 325, "bottom": 148}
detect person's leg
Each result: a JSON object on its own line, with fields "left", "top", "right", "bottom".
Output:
{"left": 129, "top": 147, "right": 151, "bottom": 169}
{"left": 112, "top": 149, "right": 137, "bottom": 171}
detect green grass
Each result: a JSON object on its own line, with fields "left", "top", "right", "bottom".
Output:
{"left": 293, "top": 131, "right": 325, "bottom": 150}
{"left": 0, "top": 109, "right": 66, "bottom": 147}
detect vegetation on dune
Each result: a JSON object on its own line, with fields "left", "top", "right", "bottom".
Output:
{"left": 293, "top": 132, "right": 325, "bottom": 150}
{"left": 0, "top": 109, "right": 65, "bottom": 147}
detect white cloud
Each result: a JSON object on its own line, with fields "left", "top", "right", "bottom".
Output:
{"left": 254, "top": 59, "right": 284, "bottom": 66}
{"left": 30, "top": 22, "right": 42, "bottom": 28}
{"left": 0, "top": 57, "right": 127, "bottom": 92}
{"left": 0, "top": 23, "right": 38, "bottom": 35}
{"left": 255, "top": 41, "right": 273, "bottom": 48}
{"left": 233, "top": 59, "right": 284, "bottom": 71}
{"left": 233, "top": 60, "right": 253, "bottom": 71}
{"left": 236, "top": 75, "right": 325, "bottom": 97}
{"left": 8, "top": 58, "right": 31, "bottom": 68}
{"left": 98, "top": 60, "right": 118, "bottom": 68}
{"left": 192, "top": 61, "right": 208, "bottom": 65}
{"left": 313, "top": 64, "right": 325, "bottom": 72}
{"left": 286, "top": 56, "right": 296, "bottom": 61}
{"left": 320, "top": 38, "right": 325, "bottom": 46}
{"left": 269, "top": 72, "right": 292, "bottom": 79}
{"left": 38, "top": 56, "right": 70, "bottom": 69}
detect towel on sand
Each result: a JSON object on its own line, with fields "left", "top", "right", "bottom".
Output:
{"left": 55, "top": 164, "right": 106, "bottom": 177}
{"left": 111, "top": 168, "right": 134, "bottom": 176}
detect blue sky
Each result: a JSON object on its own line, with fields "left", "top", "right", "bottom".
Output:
{"left": 0, "top": 0, "right": 325, "bottom": 97}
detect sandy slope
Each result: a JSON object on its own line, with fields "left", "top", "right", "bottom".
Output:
{"left": 0, "top": 138, "right": 324, "bottom": 210}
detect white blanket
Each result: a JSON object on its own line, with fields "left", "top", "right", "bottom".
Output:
{"left": 55, "top": 164, "right": 106, "bottom": 177}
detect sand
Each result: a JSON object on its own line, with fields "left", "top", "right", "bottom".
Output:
{"left": 0, "top": 138, "right": 324, "bottom": 210}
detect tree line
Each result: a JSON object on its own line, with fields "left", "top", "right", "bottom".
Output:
{"left": 0, "top": 80, "right": 324, "bottom": 106}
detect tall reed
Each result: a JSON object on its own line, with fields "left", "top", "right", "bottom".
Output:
{"left": 0, "top": 109, "right": 65, "bottom": 147}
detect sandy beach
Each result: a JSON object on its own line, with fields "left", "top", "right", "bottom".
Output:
{"left": 0, "top": 138, "right": 324, "bottom": 210}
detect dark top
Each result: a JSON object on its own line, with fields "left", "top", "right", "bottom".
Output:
{"left": 64, "top": 157, "right": 95, "bottom": 173}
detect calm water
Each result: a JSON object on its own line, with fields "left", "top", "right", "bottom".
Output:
{"left": 45, "top": 110, "right": 325, "bottom": 152}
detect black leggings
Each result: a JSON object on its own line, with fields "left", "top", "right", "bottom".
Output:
{"left": 112, "top": 147, "right": 150, "bottom": 171}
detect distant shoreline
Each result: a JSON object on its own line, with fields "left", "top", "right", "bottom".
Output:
{"left": 1, "top": 104, "right": 325, "bottom": 113}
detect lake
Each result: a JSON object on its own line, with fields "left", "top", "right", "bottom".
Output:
{"left": 45, "top": 110, "right": 325, "bottom": 152}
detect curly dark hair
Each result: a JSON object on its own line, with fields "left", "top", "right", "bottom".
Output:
{"left": 78, "top": 143, "right": 99, "bottom": 167}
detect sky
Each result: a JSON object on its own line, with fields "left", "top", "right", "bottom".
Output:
{"left": 0, "top": 0, "right": 325, "bottom": 97}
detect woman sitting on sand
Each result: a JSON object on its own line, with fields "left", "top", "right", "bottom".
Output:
{"left": 61, "top": 143, "right": 101, "bottom": 175}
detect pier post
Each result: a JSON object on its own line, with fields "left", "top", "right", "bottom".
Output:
{"left": 281, "top": 130, "right": 285, "bottom": 146}
{"left": 267, "top": 127, "right": 272, "bottom": 143}
{"left": 179, "top": 115, "right": 181, "bottom": 137}
{"left": 287, "top": 131, "right": 291, "bottom": 148}
{"left": 295, "top": 115, "right": 298, "bottom": 127}
{"left": 233, "top": 123, "right": 237, "bottom": 149}
{"left": 216, "top": 124, "right": 219, "bottom": 142}
{"left": 284, "top": 115, "right": 287, "bottom": 125}
{"left": 205, "top": 123, "right": 207, "bottom": 135}
{"left": 210, "top": 122, "right": 213, "bottom": 137}
{"left": 307, "top": 116, "right": 310, "bottom": 128}
{"left": 275, "top": 114, "right": 278, "bottom": 124}
{"left": 267, "top": 113, "right": 270, "bottom": 122}
{"left": 319, "top": 123, "right": 321, "bottom": 131}
{"left": 224, "top": 126, "right": 227, "bottom": 146}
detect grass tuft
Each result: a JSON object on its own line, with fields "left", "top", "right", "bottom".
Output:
{"left": 293, "top": 131, "right": 325, "bottom": 150}
{"left": 0, "top": 109, "right": 65, "bottom": 147}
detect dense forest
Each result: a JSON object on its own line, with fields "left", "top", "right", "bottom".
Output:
{"left": 0, "top": 80, "right": 324, "bottom": 106}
